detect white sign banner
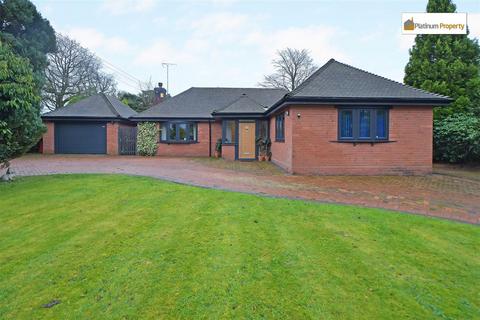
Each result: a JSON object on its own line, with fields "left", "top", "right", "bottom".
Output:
{"left": 402, "top": 13, "right": 467, "bottom": 35}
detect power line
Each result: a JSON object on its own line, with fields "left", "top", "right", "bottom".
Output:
{"left": 97, "top": 63, "right": 144, "bottom": 92}
{"left": 97, "top": 55, "right": 142, "bottom": 82}
{"left": 95, "top": 55, "right": 147, "bottom": 92}
{"left": 100, "top": 57, "right": 143, "bottom": 84}
{"left": 105, "top": 71, "right": 142, "bottom": 92}
{"left": 102, "top": 65, "right": 141, "bottom": 88}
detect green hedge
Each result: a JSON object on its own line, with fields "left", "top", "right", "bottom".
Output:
{"left": 136, "top": 122, "right": 158, "bottom": 156}
{"left": 434, "top": 114, "right": 480, "bottom": 163}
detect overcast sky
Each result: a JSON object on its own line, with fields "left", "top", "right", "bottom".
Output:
{"left": 33, "top": 0, "right": 479, "bottom": 95}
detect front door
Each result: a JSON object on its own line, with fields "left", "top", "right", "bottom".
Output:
{"left": 238, "top": 122, "right": 256, "bottom": 160}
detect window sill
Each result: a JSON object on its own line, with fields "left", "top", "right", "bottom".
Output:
{"left": 331, "top": 140, "right": 395, "bottom": 145}
{"left": 275, "top": 139, "right": 285, "bottom": 143}
{"left": 159, "top": 141, "right": 198, "bottom": 145}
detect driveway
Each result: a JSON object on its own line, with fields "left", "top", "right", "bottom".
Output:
{"left": 9, "top": 154, "right": 480, "bottom": 224}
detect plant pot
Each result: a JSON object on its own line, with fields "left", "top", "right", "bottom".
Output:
{"left": 259, "top": 155, "right": 266, "bottom": 161}
{"left": 214, "top": 151, "right": 221, "bottom": 158}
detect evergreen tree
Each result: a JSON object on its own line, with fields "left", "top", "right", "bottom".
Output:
{"left": 0, "top": 44, "right": 44, "bottom": 173}
{"left": 0, "top": 0, "right": 56, "bottom": 91}
{"left": 404, "top": 0, "right": 480, "bottom": 119}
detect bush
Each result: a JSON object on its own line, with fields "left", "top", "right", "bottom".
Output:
{"left": 215, "top": 138, "right": 222, "bottom": 153}
{"left": 0, "top": 44, "right": 44, "bottom": 171}
{"left": 434, "top": 114, "right": 480, "bottom": 163}
{"left": 136, "top": 122, "right": 158, "bottom": 156}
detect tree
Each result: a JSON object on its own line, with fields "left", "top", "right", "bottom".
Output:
{"left": 86, "top": 71, "right": 116, "bottom": 96}
{"left": 42, "top": 33, "right": 117, "bottom": 111}
{"left": 404, "top": 0, "right": 480, "bottom": 119}
{"left": 118, "top": 91, "right": 144, "bottom": 112}
{"left": 138, "top": 78, "right": 156, "bottom": 111}
{"left": 118, "top": 79, "right": 162, "bottom": 113}
{"left": 259, "top": 48, "right": 317, "bottom": 91}
{"left": 0, "top": 0, "right": 56, "bottom": 90}
{"left": 0, "top": 44, "right": 44, "bottom": 177}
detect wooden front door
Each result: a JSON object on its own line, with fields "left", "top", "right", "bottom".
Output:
{"left": 238, "top": 122, "right": 256, "bottom": 160}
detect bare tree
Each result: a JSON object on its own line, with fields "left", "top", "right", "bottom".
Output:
{"left": 85, "top": 71, "right": 117, "bottom": 96}
{"left": 138, "top": 77, "right": 156, "bottom": 112}
{"left": 42, "top": 33, "right": 117, "bottom": 111}
{"left": 259, "top": 48, "right": 317, "bottom": 91}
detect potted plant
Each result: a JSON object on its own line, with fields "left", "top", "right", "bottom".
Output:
{"left": 264, "top": 137, "right": 272, "bottom": 161}
{"left": 214, "top": 138, "right": 222, "bottom": 158}
{"left": 256, "top": 137, "right": 271, "bottom": 161}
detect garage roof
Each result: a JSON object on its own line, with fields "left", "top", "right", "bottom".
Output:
{"left": 42, "top": 93, "right": 136, "bottom": 120}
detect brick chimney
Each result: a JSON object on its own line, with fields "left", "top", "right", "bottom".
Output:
{"left": 154, "top": 82, "right": 167, "bottom": 104}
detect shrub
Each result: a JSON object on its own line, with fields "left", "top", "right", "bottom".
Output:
{"left": 0, "top": 44, "right": 44, "bottom": 172}
{"left": 136, "top": 122, "right": 158, "bottom": 156}
{"left": 215, "top": 138, "right": 222, "bottom": 153}
{"left": 434, "top": 114, "right": 480, "bottom": 163}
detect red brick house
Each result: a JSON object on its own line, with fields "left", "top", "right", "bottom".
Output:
{"left": 42, "top": 59, "right": 451, "bottom": 175}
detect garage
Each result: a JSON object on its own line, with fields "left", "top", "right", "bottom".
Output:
{"left": 41, "top": 93, "right": 137, "bottom": 155}
{"left": 55, "top": 122, "right": 106, "bottom": 154}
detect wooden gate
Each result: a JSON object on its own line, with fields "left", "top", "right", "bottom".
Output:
{"left": 118, "top": 126, "right": 137, "bottom": 155}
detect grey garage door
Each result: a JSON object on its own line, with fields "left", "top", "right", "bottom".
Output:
{"left": 55, "top": 122, "right": 107, "bottom": 154}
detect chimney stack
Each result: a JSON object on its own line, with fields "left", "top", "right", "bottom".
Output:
{"left": 154, "top": 82, "right": 167, "bottom": 104}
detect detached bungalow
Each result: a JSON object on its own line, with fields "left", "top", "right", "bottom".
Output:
{"left": 42, "top": 59, "right": 451, "bottom": 175}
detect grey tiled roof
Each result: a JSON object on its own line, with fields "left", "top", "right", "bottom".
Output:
{"left": 214, "top": 95, "right": 268, "bottom": 114}
{"left": 42, "top": 93, "right": 136, "bottom": 119}
{"left": 132, "top": 87, "right": 287, "bottom": 119}
{"left": 289, "top": 59, "right": 450, "bottom": 100}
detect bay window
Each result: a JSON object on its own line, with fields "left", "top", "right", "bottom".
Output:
{"left": 160, "top": 122, "right": 197, "bottom": 143}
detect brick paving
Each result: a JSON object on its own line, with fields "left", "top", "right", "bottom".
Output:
{"left": 9, "top": 154, "right": 480, "bottom": 224}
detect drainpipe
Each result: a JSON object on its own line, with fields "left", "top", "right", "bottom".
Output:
{"left": 208, "top": 120, "right": 212, "bottom": 157}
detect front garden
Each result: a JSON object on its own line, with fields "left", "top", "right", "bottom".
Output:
{"left": 0, "top": 174, "right": 478, "bottom": 319}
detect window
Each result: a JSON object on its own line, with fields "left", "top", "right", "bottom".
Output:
{"left": 275, "top": 113, "right": 285, "bottom": 141}
{"left": 223, "top": 120, "right": 236, "bottom": 144}
{"left": 338, "top": 108, "right": 389, "bottom": 141}
{"left": 359, "top": 109, "right": 371, "bottom": 138}
{"left": 376, "top": 109, "right": 387, "bottom": 139}
{"left": 160, "top": 122, "right": 197, "bottom": 143}
{"left": 339, "top": 110, "right": 353, "bottom": 139}
{"left": 258, "top": 120, "right": 269, "bottom": 140}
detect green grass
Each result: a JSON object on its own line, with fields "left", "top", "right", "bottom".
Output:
{"left": 0, "top": 175, "right": 479, "bottom": 319}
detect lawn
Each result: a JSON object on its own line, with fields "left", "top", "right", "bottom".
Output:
{"left": 0, "top": 175, "right": 479, "bottom": 319}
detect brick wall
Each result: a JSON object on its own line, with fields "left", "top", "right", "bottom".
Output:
{"left": 281, "top": 105, "right": 433, "bottom": 175}
{"left": 106, "top": 122, "right": 119, "bottom": 155}
{"left": 270, "top": 107, "right": 294, "bottom": 172}
{"left": 222, "top": 145, "right": 235, "bottom": 160}
{"left": 156, "top": 121, "right": 221, "bottom": 157}
{"left": 42, "top": 121, "right": 55, "bottom": 154}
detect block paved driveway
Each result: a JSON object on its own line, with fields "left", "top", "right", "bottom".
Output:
{"left": 10, "top": 154, "right": 480, "bottom": 224}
